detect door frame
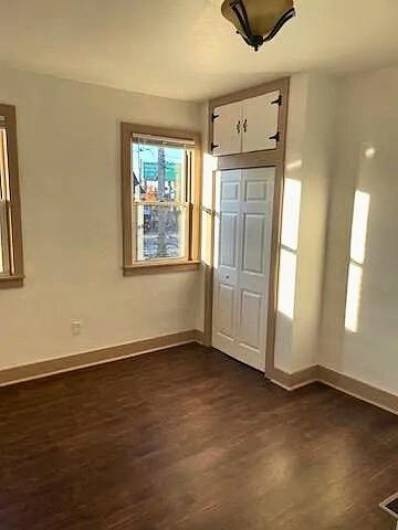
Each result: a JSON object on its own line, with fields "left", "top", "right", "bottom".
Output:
{"left": 204, "top": 77, "right": 290, "bottom": 378}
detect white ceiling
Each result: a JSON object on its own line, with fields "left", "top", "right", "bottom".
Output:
{"left": 1, "top": 0, "right": 398, "bottom": 101}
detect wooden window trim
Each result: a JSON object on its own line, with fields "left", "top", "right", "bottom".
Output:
{"left": 121, "top": 122, "right": 201, "bottom": 275}
{"left": 0, "top": 104, "right": 24, "bottom": 289}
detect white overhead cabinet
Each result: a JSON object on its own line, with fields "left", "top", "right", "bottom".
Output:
{"left": 212, "top": 101, "right": 242, "bottom": 157}
{"left": 242, "top": 92, "right": 280, "bottom": 152}
{"left": 212, "top": 91, "right": 281, "bottom": 156}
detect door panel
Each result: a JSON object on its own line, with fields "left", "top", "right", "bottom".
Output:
{"left": 213, "top": 170, "right": 241, "bottom": 354}
{"left": 212, "top": 167, "right": 275, "bottom": 372}
{"left": 220, "top": 179, "right": 239, "bottom": 201}
{"left": 213, "top": 102, "right": 242, "bottom": 156}
{"left": 245, "top": 179, "right": 268, "bottom": 201}
{"left": 219, "top": 213, "right": 237, "bottom": 267}
{"left": 242, "top": 91, "right": 280, "bottom": 152}
{"left": 239, "top": 290, "right": 262, "bottom": 350}
{"left": 242, "top": 214, "right": 265, "bottom": 274}
{"left": 217, "top": 284, "right": 235, "bottom": 339}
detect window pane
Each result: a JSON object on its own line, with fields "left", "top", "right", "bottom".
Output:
{"left": 0, "top": 201, "right": 10, "bottom": 274}
{"left": 0, "top": 127, "right": 10, "bottom": 275}
{"left": 132, "top": 143, "right": 186, "bottom": 202}
{"left": 135, "top": 204, "right": 188, "bottom": 262}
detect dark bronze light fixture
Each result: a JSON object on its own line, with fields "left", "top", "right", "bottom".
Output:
{"left": 221, "top": 0, "right": 295, "bottom": 51}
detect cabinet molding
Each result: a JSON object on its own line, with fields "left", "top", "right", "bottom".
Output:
{"left": 210, "top": 77, "right": 290, "bottom": 109}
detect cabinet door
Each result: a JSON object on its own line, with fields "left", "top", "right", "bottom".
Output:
{"left": 242, "top": 91, "right": 280, "bottom": 152}
{"left": 212, "top": 101, "right": 242, "bottom": 156}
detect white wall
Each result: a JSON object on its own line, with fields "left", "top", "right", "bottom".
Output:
{"left": 273, "top": 74, "right": 309, "bottom": 373}
{"left": 0, "top": 66, "right": 202, "bottom": 370}
{"left": 274, "top": 73, "right": 338, "bottom": 373}
{"left": 274, "top": 67, "right": 398, "bottom": 398}
{"left": 320, "top": 66, "right": 398, "bottom": 396}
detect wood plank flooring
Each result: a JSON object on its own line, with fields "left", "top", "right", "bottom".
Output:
{"left": 1, "top": 343, "right": 397, "bottom": 530}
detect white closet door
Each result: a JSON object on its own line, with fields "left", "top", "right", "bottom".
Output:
{"left": 212, "top": 102, "right": 242, "bottom": 156}
{"left": 212, "top": 167, "right": 275, "bottom": 372}
{"left": 242, "top": 91, "right": 280, "bottom": 152}
{"left": 212, "top": 170, "right": 241, "bottom": 351}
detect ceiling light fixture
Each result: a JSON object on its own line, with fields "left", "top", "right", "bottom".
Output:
{"left": 221, "top": 0, "right": 295, "bottom": 51}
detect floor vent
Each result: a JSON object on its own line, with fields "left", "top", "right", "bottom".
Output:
{"left": 380, "top": 492, "right": 398, "bottom": 521}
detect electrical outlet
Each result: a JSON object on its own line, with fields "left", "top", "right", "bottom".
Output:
{"left": 71, "top": 320, "right": 83, "bottom": 336}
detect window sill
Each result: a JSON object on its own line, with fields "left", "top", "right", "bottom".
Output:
{"left": 123, "top": 261, "right": 201, "bottom": 276}
{"left": 0, "top": 275, "right": 24, "bottom": 289}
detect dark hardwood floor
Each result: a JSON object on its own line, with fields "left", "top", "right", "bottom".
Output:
{"left": 1, "top": 343, "right": 397, "bottom": 530}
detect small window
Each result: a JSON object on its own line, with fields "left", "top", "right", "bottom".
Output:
{"left": 121, "top": 124, "right": 201, "bottom": 274}
{"left": 0, "top": 105, "right": 23, "bottom": 288}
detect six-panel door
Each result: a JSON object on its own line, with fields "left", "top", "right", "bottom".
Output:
{"left": 212, "top": 167, "right": 275, "bottom": 372}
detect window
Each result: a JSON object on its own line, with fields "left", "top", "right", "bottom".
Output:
{"left": 0, "top": 104, "right": 23, "bottom": 288}
{"left": 121, "top": 123, "right": 201, "bottom": 274}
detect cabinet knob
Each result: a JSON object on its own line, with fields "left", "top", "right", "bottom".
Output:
{"left": 236, "top": 120, "right": 241, "bottom": 134}
{"left": 243, "top": 119, "right": 248, "bottom": 133}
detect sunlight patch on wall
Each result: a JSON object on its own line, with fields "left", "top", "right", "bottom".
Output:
{"left": 281, "top": 178, "right": 302, "bottom": 251}
{"left": 277, "top": 178, "right": 302, "bottom": 319}
{"left": 200, "top": 153, "right": 217, "bottom": 265}
{"left": 344, "top": 190, "right": 370, "bottom": 333}
{"left": 202, "top": 153, "right": 217, "bottom": 210}
{"left": 201, "top": 210, "right": 212, "bottom": 266}
{"left": 350, "top": 191, "right": 370, "bottom": 265}
{"left": 345, "top": 263, "right": 363, "bottom": 333}
{"left": 286, "top": 159, "right": 303, "bottom": 171}
{"left": 278, "top": 249, "right": 297, "bottom": 319}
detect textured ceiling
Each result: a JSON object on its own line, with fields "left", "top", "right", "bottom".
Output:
{"left": 0, "top": 0, "right": 398, "bottom": 101}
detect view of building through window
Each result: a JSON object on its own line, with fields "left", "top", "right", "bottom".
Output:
{"left": 132, "top": 141, "right": 190, "bottom": 262}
